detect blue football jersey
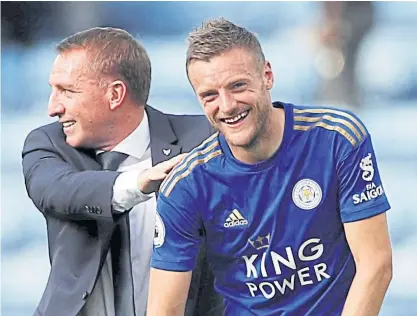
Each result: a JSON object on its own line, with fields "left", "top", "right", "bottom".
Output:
{"left": 151, "top": 101, "right": 390, "bottom": 315}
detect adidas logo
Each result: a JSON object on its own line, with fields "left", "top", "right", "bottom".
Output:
{"left": 224, "top": 209, "right": 248, "bottom": 228}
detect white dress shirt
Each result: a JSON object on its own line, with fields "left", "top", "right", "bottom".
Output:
{"left": 80, "top": 112, "right": 155, "bottom": 316}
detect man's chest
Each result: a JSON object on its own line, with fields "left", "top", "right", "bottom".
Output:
{"left": 200, "top": 159, "right": 341, "bottom": 263}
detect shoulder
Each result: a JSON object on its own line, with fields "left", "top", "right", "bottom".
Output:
{"left": 291, "top": 104, "right": 369, "bottom": 150}
{"left": 27, "top": 121, "right": 63, "bottom": 136}
{"left": 24, "top": 121, "right": 64, "bottom": 145}
{"left": 146, "top": 104, "right": 215, "bottom": 149}
{"left": 23, "top": 122, "right": 93, "bottom": 159}
{"left": 147, "top": 104, "right": 210, "bottom": 129}
{"left": 166, "top": 112, "right": 209, "bottom": 125}
{"left": 159, "top": 132, "right": 222, "bottom": 197}
{"left": 166, "top": 112, "right": 214, "bottom": 138}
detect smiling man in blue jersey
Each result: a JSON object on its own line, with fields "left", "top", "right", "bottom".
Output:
{"left": 147, "top": 18, "right": 392, "bottom": 316}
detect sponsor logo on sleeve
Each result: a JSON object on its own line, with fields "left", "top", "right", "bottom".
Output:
{"left": 352, "top": 153, "right": 384, "bottom": 205}
{"left": 359, "top": 153, "right": 374, "bottom": 181}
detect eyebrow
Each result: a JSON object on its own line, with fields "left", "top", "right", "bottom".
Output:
{"left": 201, "top": 78, "right": 248, "bottom": 92}
{"left": 198, "top": 89, "right": 218, "bottom": 98}
{"left": 49, "top": 82, "right": 77, "bottom": 90}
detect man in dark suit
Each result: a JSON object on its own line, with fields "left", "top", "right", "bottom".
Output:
{"left": 21, "top": 27, "right": 222, "bottom": 316}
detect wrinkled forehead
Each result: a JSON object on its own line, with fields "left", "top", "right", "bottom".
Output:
{"left": 188, "top": 50, "right": 259, "bottom": 89}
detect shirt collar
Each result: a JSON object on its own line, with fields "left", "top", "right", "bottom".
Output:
{"left": 97, "top": 110, "right": 150, "bottom": 160}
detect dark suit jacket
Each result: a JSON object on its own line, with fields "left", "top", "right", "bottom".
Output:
{"left": 22, "top": 105, "right": 223, "bottom": 316}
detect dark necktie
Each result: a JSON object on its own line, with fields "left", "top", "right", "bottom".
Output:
{"left": 96, "top": 151, "right": 129, "bottom": 171}
{"left": 96, "top": 151, "right": 135, "bottom": 315}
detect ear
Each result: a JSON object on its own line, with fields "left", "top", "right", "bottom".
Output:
{"left": 107, "top": 80, "right": 127, "bottom": 111}
{"left": 263, "top": 61, "right": 274, "bottom": 90}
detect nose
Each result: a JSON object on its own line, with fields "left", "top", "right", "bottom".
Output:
{"left": 48, "top": 92, "right": 65, "bottom": 117}
{"left": 218, "top": 91, "right": 237, "bottom": 115}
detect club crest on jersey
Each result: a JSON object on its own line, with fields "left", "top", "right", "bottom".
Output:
{"left": 292, "top": 179, "right": 322, "bottom": 210}
{"left": 154, "top": 212, "right": 166, "bottom": 248}
{"left": 359, "top": 153, "right": 374, "bottom": 182}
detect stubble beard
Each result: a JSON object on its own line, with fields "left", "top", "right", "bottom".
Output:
{"left": 225, "top": 104, "right": 270, "bottom": 150}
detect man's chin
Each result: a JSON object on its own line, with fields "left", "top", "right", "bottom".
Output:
{"left": 224, "top": 133, "right": 254, "bottom": 149}
{"left": 65, "top": 136, "right": 82, "bottom": 148}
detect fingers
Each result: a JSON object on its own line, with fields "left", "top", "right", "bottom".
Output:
{"left": 148, "top": 171, "right": 169, "bottom": 181}
{"left": 159, "top": 153, "right": 188, "bottom": 172}
{"left": 170, "top": 153, "right": 188, "bottom": 164}
{"left": 137, "top": 153, "right": 189, "bottom": 194}
{"left": 137, "top": 169, "right": 168, "bottom": 194}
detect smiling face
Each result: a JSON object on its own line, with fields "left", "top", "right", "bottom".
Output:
{"left": 48, "top": 49, "right": 114, "bottom": 149}
{"left": 188, "top": 47, "right": 274, "bottom": 150}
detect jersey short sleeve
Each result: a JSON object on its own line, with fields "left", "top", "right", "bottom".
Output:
{"left": 151, "top": 178, "right": 203, "bottom": 272}
{"left": 337, "top": 134, "right": 391, "bottom": 223}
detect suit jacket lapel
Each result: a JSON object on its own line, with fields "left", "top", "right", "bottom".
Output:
{"left": 146, "top": 105, "right": 182, "bottom": 166}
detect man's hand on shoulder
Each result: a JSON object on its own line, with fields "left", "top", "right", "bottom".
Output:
{"left": 137, "top": 153, "right": 187, "bottom": 194}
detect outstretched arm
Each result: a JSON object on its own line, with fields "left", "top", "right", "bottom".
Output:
{"left": 22, "top": 128, "right": 187, "bottom": 221}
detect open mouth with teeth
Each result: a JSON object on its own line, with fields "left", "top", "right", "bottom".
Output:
{"left": 62, "top": 121, "right": 76, "bottom": 129}
{"left": 220, "top": 110, "right": 249, "bottom": 126}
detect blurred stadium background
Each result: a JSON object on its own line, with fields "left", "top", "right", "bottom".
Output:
{"left": 1, "top": 2, "right": 417, "bottom": 315}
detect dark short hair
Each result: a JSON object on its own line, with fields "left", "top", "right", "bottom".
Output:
{"left": 56, "top": 27, "right": 151, "bottom": 105}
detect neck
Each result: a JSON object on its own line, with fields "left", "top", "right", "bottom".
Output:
{"left": 231, "top": 107, "right": 285, "bottom": 164}
{"left": 100, "top": 105, "right": 144, "bottom": 151}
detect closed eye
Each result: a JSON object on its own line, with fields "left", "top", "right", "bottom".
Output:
{"left": 201, "top": 91, "right": 218, "bottom": 101}
{"left": 62, "top": 88, "right": 76, "bottom": 95}
{"left": 53, "top": 83, "right": 77, "bottom": 94}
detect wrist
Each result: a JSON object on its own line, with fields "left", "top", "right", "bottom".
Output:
{"left": 137, "top": 169, "right": 151, "bottom": 194}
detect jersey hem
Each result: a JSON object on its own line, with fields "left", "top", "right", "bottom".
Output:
{"left": 150, "top": 258, "right": 194, "bottom": 272}
{"left": 341, "top": 201, "right": 391, "bottom": 223}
